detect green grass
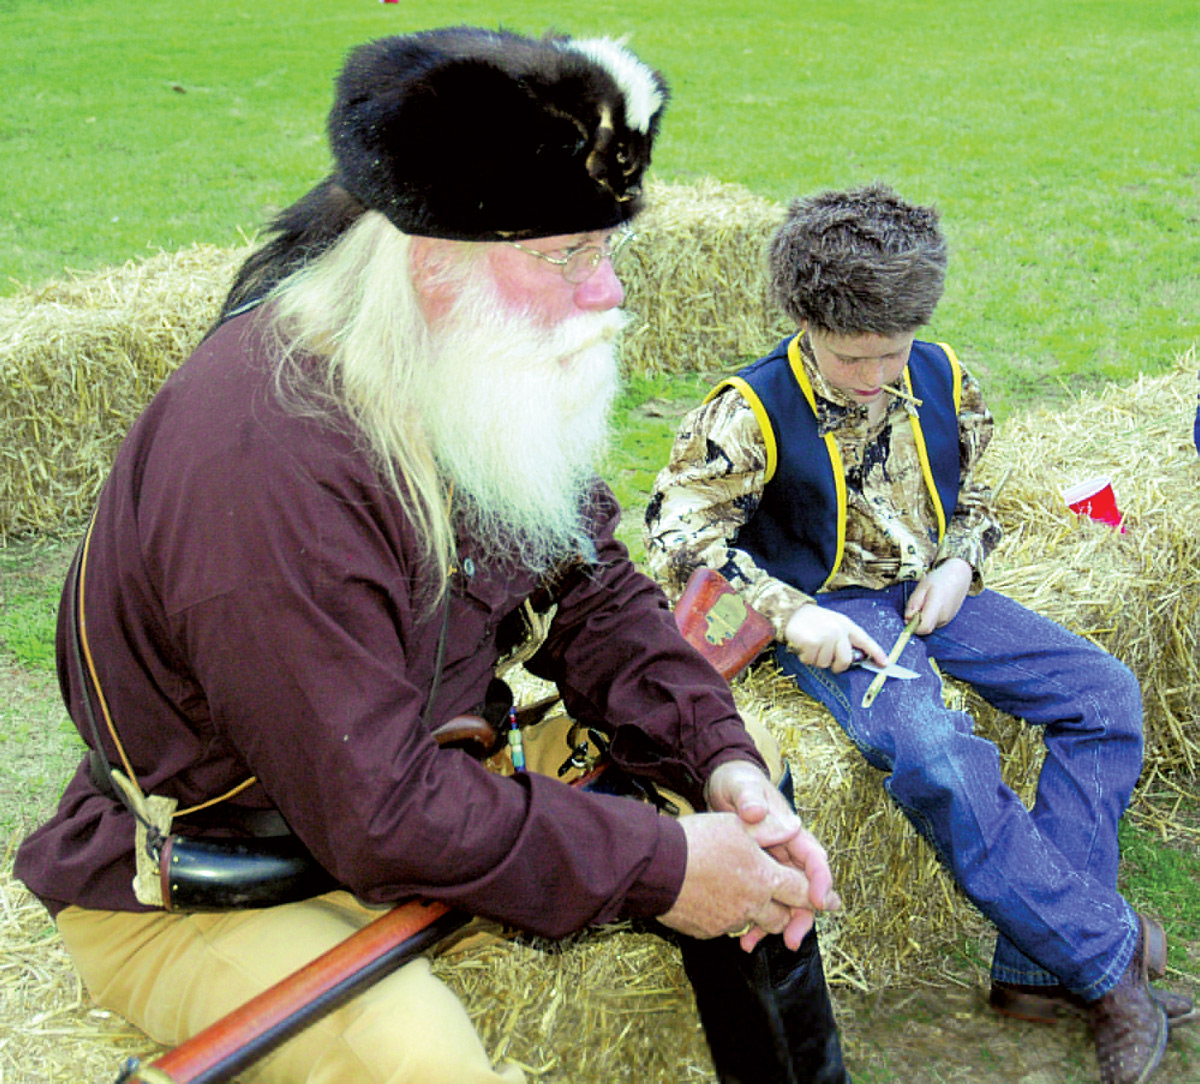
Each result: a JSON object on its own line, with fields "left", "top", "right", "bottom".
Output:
{"left": 0, "top": 542, "right": 64, "bottom": 671}
{"left": 0, "top": 588, "right": 58, "bottom": 671}
{"left": 603, "top": 369, "right": 713, "bottom": 562}
{"left": 1120, "top": 809, "right": 1200, "bottom": 972}
{"left": 0, "top": 537, "right": 78, "bottom": 837}
{"left": 4, "top": 0, "right": 1199, "bottom": 421}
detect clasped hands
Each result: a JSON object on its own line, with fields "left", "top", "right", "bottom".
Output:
{"left": 658, "top": 759, "right": 841, "bottom": 952}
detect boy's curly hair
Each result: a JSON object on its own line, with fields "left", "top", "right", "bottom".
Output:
{"left": 768, "top": 183, "right": 947, "bottom": 335}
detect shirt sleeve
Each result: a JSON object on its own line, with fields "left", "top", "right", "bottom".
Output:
{"left": 528, "top": 481, "right": 768, "bottom": 809}
{"left": 644, "top": 389, "right": 812, "bottom": 640}
{"left": 936, "top": 366, "right": 1003, "bottom": 589}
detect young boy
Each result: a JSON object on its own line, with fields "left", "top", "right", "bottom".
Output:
{"left": 645, "top": 184, "right": 1193, "bottom": 1084}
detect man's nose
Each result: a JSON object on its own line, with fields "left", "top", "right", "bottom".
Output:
{"left": 573, "top": 257, "right": 625, "bottom": 311}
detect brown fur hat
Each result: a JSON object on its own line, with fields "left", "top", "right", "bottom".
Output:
{"left": 328, "top": 26, "right": 669, "bottom": 241}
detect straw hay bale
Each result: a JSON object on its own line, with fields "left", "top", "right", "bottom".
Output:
{"left": 619, "top": 178, "right": 790, "bottom": 376}
{"left": 0, "top": 244, "right": 245, "bottom": 540}
{"left": 0, "top": 181, "right": 784, "bottom": 541}
{"left": 431, "top": 924, "right": 713, "bottom": 1082}
{"left": 0, "top": 857, "right": 152, "bottom": 1083}
{"left": 979, "top": 352, "right": 1200, "bottom": 779}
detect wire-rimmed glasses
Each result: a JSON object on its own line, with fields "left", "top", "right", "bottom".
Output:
{"left": 507, "top": 226, "right": 635, "bottom": 284}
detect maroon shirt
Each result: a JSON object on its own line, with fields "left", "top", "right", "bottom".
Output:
{"left": 16, "top": 309, "right": 763, "bottom": 936}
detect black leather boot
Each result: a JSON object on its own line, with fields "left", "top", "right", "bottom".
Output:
{"left": 679, "top": 925, "right": 849, "bottom": 1084}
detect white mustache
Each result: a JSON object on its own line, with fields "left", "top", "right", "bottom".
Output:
{"left": 545, "top": 308, "right": 630, "bottom": 360}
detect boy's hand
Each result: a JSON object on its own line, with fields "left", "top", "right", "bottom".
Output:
{"left": 905, "top": 558, "right": 973, "bottom": 634}
{"left": 784, "top": 603, "right": 887, "bottom": 672}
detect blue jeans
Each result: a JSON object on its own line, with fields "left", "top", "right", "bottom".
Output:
{"left": 774, "top": 585, "right": 1144, "bottom": 999}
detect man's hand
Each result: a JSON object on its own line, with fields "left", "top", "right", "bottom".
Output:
{"left": 657, "top": 760, "right": 841, "bottom": 951}
{"left": 703, "top": 760, "right": 805, "bottom": 854}
{"left": 705, "top": 759, "right": 840, "bottom": 949}
{"left": 658, "top": 810, "right": 836, "bottom": 950}
{"left": 905, "top": 558, "right": 972, "bottom": 634}
{"left": 784, "top": 602, "right": 887, "bottom": 672}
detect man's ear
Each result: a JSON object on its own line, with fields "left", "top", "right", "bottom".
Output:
{"left": 410, "top": 236, "right": 464, "bottom": 324}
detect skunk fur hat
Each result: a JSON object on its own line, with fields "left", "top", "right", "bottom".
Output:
{"left": 328, "top": 26, "right": 669, "bottom": 241}
{"left": 217, "top": 27, "right": 669, "bottom": 319}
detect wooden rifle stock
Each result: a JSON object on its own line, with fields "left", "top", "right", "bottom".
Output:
{"left": 111, "top": 567, "right": 769, "bottom": 1083}
{"left": 115, "top": 901, "right": 467, "bottom": 1084}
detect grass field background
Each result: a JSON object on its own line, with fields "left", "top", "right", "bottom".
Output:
{"left": 2, "top": 5, "right": 1198, "bottom": 1078}
{"left": 3, "top": 0, "right": 1198, "bottom": 421}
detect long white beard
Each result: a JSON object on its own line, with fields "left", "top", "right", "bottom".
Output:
{"left": 412, "top": 271, "right": 626, "bottom": 572}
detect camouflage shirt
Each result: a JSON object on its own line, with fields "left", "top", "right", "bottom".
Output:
{"left": 644, "top": 334, "right": 1002, "bottom": 639}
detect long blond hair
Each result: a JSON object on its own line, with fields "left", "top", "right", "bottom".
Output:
{"left": 265, "top": 212, "right": 476, "bottom": 593}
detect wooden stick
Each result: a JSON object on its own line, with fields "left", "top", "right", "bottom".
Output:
{"left": 861, "top": 613, "right": 921, "bottom": 708}
{"left": 882, "top": 384, "right": 923, "bottom": 407}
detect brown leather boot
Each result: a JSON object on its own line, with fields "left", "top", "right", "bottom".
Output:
{"left": 1088, "top": 914, "right": 1170, "bottom": 1084}
{"left": 992, "top": 911, "right": 1194, "bottom": 1031}
{"left": 991, "top": 982, "right": 1195, "bottom": 1028}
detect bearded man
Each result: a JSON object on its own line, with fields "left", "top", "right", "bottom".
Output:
{"left": 16, "top": 27, "right": 849, "bottom": 1084}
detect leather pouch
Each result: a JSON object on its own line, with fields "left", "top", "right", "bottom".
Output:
{"left": 673, "top": 567, "right": 775, "bottom": 681}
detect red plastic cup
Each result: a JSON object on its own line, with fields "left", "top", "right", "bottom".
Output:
{"left": 1062, "top": 475, "right": 1124, "bottom": 530}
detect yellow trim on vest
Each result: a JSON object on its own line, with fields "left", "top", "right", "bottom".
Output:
{"left": 900, "top": 344, "right": 963, "bottom": 546}
{"left": 704, "top": 377, "right": 779, "bottom": 482}
{"left": 786, "top": 335, "right": 847, "bottom": 589}
{"left": 937, "top": 341, "right": 963, "bottom": 413}
{"left": 903, "top": 367, "right": 947, "bottom": 544}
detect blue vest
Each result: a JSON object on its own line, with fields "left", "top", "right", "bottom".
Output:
{"left": 1194, "top": 385, "right": 1199, "bottom": 454}
{"left": 710, "top": 334, "right": 963, "bottom": 595}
